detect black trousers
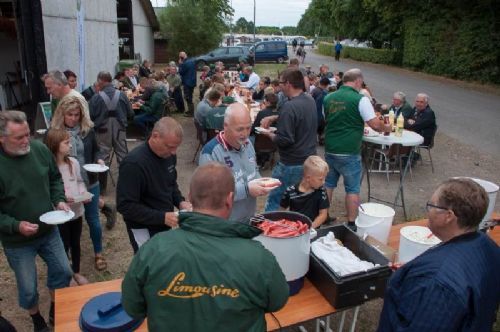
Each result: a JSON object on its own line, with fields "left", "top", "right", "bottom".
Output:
{"left": 172, "top": 87, "right": 185, "bottom": 112}
{"left": 58, "top": 216, "right": 83, "bottom": 273}
{"left": 183, "top": 85, "right": 195, "bottom": 106}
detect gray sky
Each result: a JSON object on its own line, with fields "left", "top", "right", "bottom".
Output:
{"left": 152, "top": 0, "right": 311, "bottom": 27}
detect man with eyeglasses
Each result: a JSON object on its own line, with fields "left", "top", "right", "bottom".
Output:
{"left": 377, "top": 178, "right": 500, "bottom": 331}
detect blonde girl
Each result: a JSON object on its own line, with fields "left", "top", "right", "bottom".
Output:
{"left": 45, "top": 128, "right": 89, "bottom": 285}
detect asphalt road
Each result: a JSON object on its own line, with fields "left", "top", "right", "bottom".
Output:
{"left": 295, "top": 47, "right": 500, "bottom": 156}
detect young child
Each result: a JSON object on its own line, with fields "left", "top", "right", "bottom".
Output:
{"left": 280, "top": 156, "right": 330, "bottom": 228}
{"left": 45, "top": 129, "right": 89, "bottom": 285}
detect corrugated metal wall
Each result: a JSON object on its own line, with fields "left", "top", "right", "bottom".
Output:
{"left": 40, "top": 0, "right": 156, "bottom": 90}
{"left": 41, "top": 0, "right": 119, "bottom": 90}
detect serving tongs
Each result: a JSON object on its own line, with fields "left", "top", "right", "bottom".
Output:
{"left": 250, "top": 214, "right": 298, "bottom": 231}
{"left": 479, "top": 219, "right": 499, "bottom": 232}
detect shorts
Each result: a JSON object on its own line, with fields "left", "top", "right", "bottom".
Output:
{"left": 325, "top": 153, "right": 362, "bottom": 194}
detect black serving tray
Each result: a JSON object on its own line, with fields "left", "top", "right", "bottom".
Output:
{"left": 307, "top": 225, "right": 392, "bottom": 309}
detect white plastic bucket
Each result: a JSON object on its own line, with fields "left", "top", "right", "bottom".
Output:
{"left": 356, "top": 203, "right": 395, "bottom": 244}
{"left": 399, "top": 226, "right": 441, "bottom": 263}
{"left": 458, "top": 177, "right": 498, "bottom": 227}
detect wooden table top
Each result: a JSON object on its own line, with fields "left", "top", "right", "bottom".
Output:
{"left": 54, "top": 277, "right": 334, "bottom": 331}
{"left": 55, "top": 214, "right": 500, "bottom": 331}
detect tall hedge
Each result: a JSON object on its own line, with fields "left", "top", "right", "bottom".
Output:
{"left": 403, "top": 7, "right": 499, "bottom": 84}
{"left": 303, "top": 0, "right": 500, "bottom": 84}
{"left": 318, "top": 42, "right": 398, "bottom": 66}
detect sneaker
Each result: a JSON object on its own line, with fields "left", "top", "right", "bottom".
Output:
{"left": 34, "top": 325, "right": 49, "bottom": 332}
{"left": 73, "top": 273, "right": 89, "bottom": 285}
{"left": 49, "top": 302, "right": 54, "bottom": 326}
{"left": 345, "top": 221, "right": 357, "bottom": 232}
{"left": 102, "top": 203, "right": 117, "bottom": 230}
{"left": 30, "top": 312, "right": 48, "bottom": 332}
{"left": 69, "top": 277, "right": 78, "bottom": 287}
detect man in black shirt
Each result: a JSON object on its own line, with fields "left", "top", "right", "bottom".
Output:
{"left": 260, "top": 69, "right": 317, "bottom": 211}
{"left": 117, "top": 117, "right": 192, "bottom": 253}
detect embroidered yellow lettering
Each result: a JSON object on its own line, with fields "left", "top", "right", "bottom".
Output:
{"left": 158, "top": 272, "right": 240, "bottom": 299}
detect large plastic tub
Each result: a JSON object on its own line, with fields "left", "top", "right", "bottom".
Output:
{"left": 458, "top": 177, "right": 498, "bottom": 228}
{"left": 253, "top": 211, "right": 312, "bottom": 296}
{"left": 307, "top": 225, "right": 392, "bottom": 309}
{"left": 398, "top": 225, "right": 441, "bottom": 263}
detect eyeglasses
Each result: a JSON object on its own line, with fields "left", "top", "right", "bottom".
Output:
{"left": 279, "top": 81, "right": 287, "bottom": 84}
{"left": 425, "top": 201, "right": 449, "bottom": 212}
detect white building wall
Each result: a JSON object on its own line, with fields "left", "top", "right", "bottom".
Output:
{"left": 131, "top": 0, "right": 154, "bottom": 63}
{"left": 41, "top": 0, "right": 119, "bottom": 91}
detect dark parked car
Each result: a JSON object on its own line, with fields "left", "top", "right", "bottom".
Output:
{"left": 194, "top": 46, "right": 250, "bottom": 70}
{"left": 248, "top": 41, "right": 288, "bottom": 64}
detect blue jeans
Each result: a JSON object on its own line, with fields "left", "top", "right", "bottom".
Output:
{"left": 84, "top": 184, "right": 102, "bottom": 254}
{"left": 325, "top": 153, "right": 362, "bottom": 194}
{"left": 134, "top": 113, "right": 159, "bottom": 133}
{"left": 3, "top": 228, "right": 72, "bottom": 309}
{"left": 264, "top": 162, "right": 304, "bottom": 212}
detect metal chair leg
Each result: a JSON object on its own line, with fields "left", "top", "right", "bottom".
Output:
{"left": 428, "top": 148, "right": 434, "bottom": 173}
{"left": 192, "top": 143, "right": 201, "bottom": 163}
{"left": 108, "top": 149, "right": 116, "bottom": 187}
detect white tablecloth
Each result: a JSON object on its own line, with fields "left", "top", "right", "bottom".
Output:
{"left": 362, "top": 129, "right": 423, "bottom": 147}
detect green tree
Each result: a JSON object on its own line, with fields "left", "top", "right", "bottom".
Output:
{"left": 257, "top": 26, "right": 281, "bottom": 35}
{"left": 234, "top": 17, "right": 248, "bottom": 33}
{"left": 158, "top": 0, "right": 233, "bottom": 57}
{"left": 281, "top": 26, "right": 297, "bottom": 35}
{"left": 246, "top": 20, "right": 255, "bottom": 34}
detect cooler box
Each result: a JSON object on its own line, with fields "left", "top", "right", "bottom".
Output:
{"left": 307, "top": 225, "right": 392, "bottom": 309}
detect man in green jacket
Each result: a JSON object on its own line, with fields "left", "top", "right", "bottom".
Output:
{"left": 133, "top": 81, "right": 166, "bottom": 136}
{"left": 122, "top": 162, "right": 289, "bottom": 331}
{"left": 0, "top": 111, "right": 72, "bottom": 332}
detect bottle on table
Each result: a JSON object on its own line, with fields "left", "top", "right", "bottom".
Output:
{"left": 383, "top": 115, "right": 391, "bottom": 136}
{"left": 388, "top": 110, "right": 395, "bottom": 126}
{"left": 395, "top": 114, "right": 404, "bottom": 137}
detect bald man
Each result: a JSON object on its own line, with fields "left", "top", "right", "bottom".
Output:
{"left": 405, "top": 93, "right": 437, "bottom": 146}
{"left": 199, "top": 103, "right": 272, "bottom": 222}
{"left": 117, "top": 117, "right": 192, "bottom": 253}
{"left": 122, "top": 162, "right": 289, "bottom": 331}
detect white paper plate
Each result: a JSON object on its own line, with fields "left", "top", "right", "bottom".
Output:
{"left": 259, "top": 177, "right": 281, "bottom": 188}
{"left": 363, "top": 127, "right": 379, "bottom": 137}
{"left": 255, "top": 127, "right": 277, "bottom": 134}
{"left": 83, "top": 164, "right": 109, "bottom": 173}
{"left": 73, "top": 192, "right": 94, "bottom": 203}
{"left": 39, "top": 210, "right": 75, "bottom": 225}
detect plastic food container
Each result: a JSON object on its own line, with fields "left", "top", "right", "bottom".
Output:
{"left": 356, "top": 203, "right": 395, "bottom": 244}
{"left": 457, "top": 177, "right": 498, "bottom": 229}
{"left": 398, "top": 226, "right": 441, "bottom": 263}
{"left": 253, "top": 211, "right": 312, "bottom": 295}
{"left": 79, "top": 292, "right": 143, "bottom": 332}
{"left": 307, "top": 225, "right": 392, "bottom": 309}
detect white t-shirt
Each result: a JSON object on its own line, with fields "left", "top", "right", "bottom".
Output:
{"left": 242, "top": 72, "right": 260, "bottom": 90}
{"left": 358, "top": 96, "right": 376, "bottom": 122}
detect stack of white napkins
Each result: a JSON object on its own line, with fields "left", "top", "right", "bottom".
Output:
{"left": 311, "top": 232, "right": 379, "bottom": 276}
